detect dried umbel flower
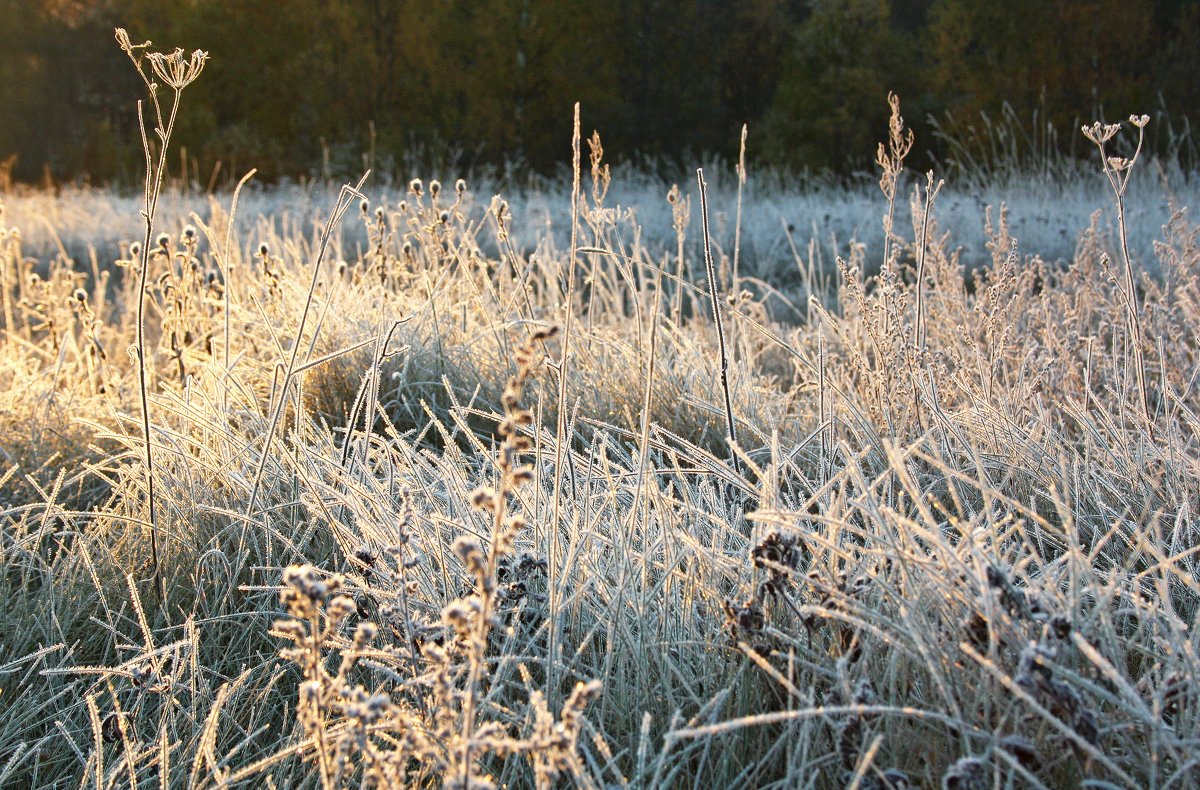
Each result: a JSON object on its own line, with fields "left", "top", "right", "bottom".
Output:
{"left": 1081, "top": 121, "right": 1123, "bottom": 145}
{"left": 145, "top": 44, "right": 208, "bottom": 90}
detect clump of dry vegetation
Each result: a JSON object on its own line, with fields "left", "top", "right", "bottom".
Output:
{"left": 0, "top": 32, "right": 1197, "bottom": 790}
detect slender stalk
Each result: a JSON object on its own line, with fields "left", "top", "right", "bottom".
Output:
{"left": 732, "top": 124, "right": 747, "bottom": 295}
{"left": 116, "top": 30, "right": 208, "bottom": 593}
{"left": 221, "top": 169, "right": 257, "bottom": 415}
{"left": 132, "top": 96, "right": 165, "bottom": 592}
{"left": 696, "top": 168, "right": 738, "bottom": 470}
{"left": 1115, "top": 182, "right": 1150, "bottom": 428}
{"left": 912, "top": 172, "right": 943, "bottom": 350}
{"left": 1083, "top": 116, "right": 1152, "bottom": 430}
{"left": 1, "top": 230, "right": 13, "bottom": 348}
{"left": 549, "top": 102, "right": 582, "bottom": 707}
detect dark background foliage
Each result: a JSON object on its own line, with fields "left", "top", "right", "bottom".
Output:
{"left": 1, "top": 0, "right": 1196, "bottom": 185}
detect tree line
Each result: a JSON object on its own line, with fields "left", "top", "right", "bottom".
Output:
{"left": 1, "top": 0, "right": 1196, "bottom": 186}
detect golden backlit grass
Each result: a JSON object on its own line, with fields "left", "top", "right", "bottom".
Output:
{"left": 0, "top": 73, "right": 1197, "bottom": 788}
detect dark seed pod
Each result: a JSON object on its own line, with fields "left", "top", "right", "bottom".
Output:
{"left": 1050, "top": 615, "right": 1071, "bottom": 640}
{"left": 102, "top": 713, "right": 122, "bottom": 743}
{"left": 998, "top": 735, "right": 1039, "bottom": 769}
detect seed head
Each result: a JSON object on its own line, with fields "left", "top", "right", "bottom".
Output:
{"left": 128, "top": 241, "right": 141, "bottom": 258}
{"left": 409, "top": 178, "right": 423, "bottom": 196}
{"left": 429, "top": 179, "right": 441, "bottom": 198}
{"left": 182, "top": 224, "right": 196, "bottom": 241}
{"left": 156, "top": 232, "right": 171, "bottom": 250}
{"left": 470, "top": 486, "right": 498, "bottom": 512}
{"left": 353, "top": 621, "right": 377, "bottom": 646}
{"left": 439, "top": 210, "right": 451, "bottom": 224}
{"left": 73, "top": 288, "right": 88, "bottom": 303}
{"left": 1082, "top": 121, "right": 1122, "bottom": 145}
{"left": 272, "top": 619, "right": 307, "bottom": 640}
{"left": 258, "top": 242, "right": 270, "bottom": 258}
{"left": 455, "top": 178, "right": 467, "bottom": 194}
{"left": 327, "top": 594, "right": 356, "bottom": 621}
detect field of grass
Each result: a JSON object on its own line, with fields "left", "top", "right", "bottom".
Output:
{"left": 1, "top": 44, "right": 1198, "bottom": 790}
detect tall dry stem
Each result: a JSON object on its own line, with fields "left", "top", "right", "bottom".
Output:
{"left": 697, "top": 168, "right": 738, "bottom": 470}
{"left": 1083, "top": 115, "right": 1153, "bottom": 429}
{"left": 733, "top": 123, "right": 748, "bottom": 294}
{"left": 115, "top": 28, "right": 207, "bottom": 592}
{"left": 548, "top": 101, "right": 582, "bottom": 706}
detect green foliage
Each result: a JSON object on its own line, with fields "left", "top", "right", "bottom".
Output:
{"left": 763, "top": 0, "right": 912, "bottom": 171}
{"left": 0, "top": 0, "right": 1197, "bottom": 183}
